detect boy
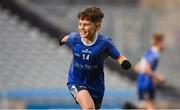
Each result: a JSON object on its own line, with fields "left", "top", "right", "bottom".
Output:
{"left": 134, "top": 33, "right": 165, "bottom": 109}
{"left": 59, "top": 6, "right": 131, "bottom": 109}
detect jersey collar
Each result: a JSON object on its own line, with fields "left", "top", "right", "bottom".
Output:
{"left": 81, "top": 33, "right": 98, "bottom": 46}
{"left": 151, "top": 46, "right": 160, "bottom": 56}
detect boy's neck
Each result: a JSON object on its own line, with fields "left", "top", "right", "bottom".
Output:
{"left": 152, "top": 46, "right": 160, "bottom": 53}
{"left": 83, "top": 37, "right": 94, "bottom": 44}
{"left": 82, "top": 33, "right": 97, "bottom": 45}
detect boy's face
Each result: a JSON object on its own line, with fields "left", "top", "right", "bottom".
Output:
{"left": 78, "top": 19, "right": 101, "bottom": 39}
{"left": 157, "top": 40, "right": 165, "bottom": 52}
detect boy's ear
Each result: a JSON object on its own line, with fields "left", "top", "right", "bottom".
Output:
{"left": 96, "top": 23, "right": 101, "bottom": 30}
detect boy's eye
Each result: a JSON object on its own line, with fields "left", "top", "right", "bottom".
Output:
{"left": 85, "top": 23, "right": 90, "bottom": 26}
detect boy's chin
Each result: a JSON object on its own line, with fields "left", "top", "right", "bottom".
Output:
{"left": 80, "top": 34, "right": 87, "bottom": 38}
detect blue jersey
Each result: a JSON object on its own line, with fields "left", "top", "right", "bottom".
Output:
{"left": 66, "top": 32, "right": 120, "bottom": 100}
{"left": 137, "top": 48, "right": 160, "bottom": 90}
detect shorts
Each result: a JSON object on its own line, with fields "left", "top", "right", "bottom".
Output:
{"left": 68, "top": 84, "right": 102, "bottom": 109}
{"left": 138, "top": 88, "right": 156, "bottom": 101}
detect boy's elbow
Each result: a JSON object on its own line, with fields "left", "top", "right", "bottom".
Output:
{"left": 133, "top": 65, "right": 140, "bottom": 73}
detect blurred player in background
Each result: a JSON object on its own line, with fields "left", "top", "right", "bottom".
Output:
{"left": 134, "top": 33, "right": 166, "bottom": 109}
{"left": 58, "top": 6, "right": 131, "bottom": 109}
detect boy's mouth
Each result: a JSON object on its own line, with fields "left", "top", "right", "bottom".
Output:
{"left": 80, "top": 31, "right": 87, "bottom": 37}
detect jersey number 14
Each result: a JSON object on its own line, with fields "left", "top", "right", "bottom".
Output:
{"left": 82, "top": 54, "right": 89, "bottom": 60}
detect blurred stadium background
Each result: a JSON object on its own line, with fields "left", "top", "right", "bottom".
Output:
{"left": 0, "top": 0, "right": 180, "bottom": 109}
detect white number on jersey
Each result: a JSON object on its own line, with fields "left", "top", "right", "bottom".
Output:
{"left": 83, "top": 54, "right": 89, "bottom": 60}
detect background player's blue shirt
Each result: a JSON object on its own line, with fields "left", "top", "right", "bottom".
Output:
{"left": 66, "top": 32, "right": 121, "bottom": 100}
{"left": 137, "top": 48, "right": 160, "bottom": 90}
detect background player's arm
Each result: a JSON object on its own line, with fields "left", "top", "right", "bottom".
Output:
{"left": 58, "top": 34, "right": 69, "bottom": 46}
{"left": 134, "top": 61, "right": 153, "bottom": 75}
{"left": 134, "top": 61, "right": 165, "bottom": 84}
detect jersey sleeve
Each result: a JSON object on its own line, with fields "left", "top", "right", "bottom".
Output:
{"left": 106, "top": 38, "right": 121, "bottom": 59}
{"left": 146, "top": 56, "right": 154, "bottom": 64}
{"left": 66, "top": 32, "right": 78, "bottom": 46}
{"left": 144, "top": 53, "right": 155, "bottom": 64}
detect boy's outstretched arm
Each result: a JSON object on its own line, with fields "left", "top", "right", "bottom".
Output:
{"left": 58, "top": 34, "right": 68, "bottom": 46}
{"left": 117, "top": 56, "right": 131, "bottom": 70}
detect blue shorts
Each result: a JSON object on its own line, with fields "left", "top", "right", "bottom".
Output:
{"left": 68, "top": 84, "right": 102, "bottom": 109}
{"left": 137, "top": 74, "right": 156, "bottom": 100}
{"left": 138, "top": 88, "right": 156, "bottom": 100}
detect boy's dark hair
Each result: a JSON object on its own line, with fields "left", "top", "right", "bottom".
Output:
{"left": 151, "top": 33, "right": 165, "bottom": 45}
{"left": 78, "top": 6, "right": 104, "bottom": 23}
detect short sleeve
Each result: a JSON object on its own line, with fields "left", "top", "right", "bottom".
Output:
{"left": 106, "top": 38, "right": 121, "bottom": 59}
{"left": 144, "top": 52, "right": 157, "bottom": 65}
{"left": 66, "top": 32, "right": 78, "bottom": 46}
{"left": 146, "top": 55, "right": 154, "bottom": 64}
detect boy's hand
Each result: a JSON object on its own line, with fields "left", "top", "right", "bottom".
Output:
{"left": 118, "top": 56, "right": 131, "bottom": 70}
{"left": 153, "top": 74, "right": 166, "bottom": 86}
{"left": 58, "top": 34, "right": 68, "bottom": 46}
{"left": 121, "top": 60, "right": 131, "bottom": 70}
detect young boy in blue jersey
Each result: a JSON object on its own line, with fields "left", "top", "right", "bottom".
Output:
{"left": 58, "top": 6, "right": 131, "bottom": 109}
{"left": 134, "top": 33, "right": 165, "bottom": 109}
